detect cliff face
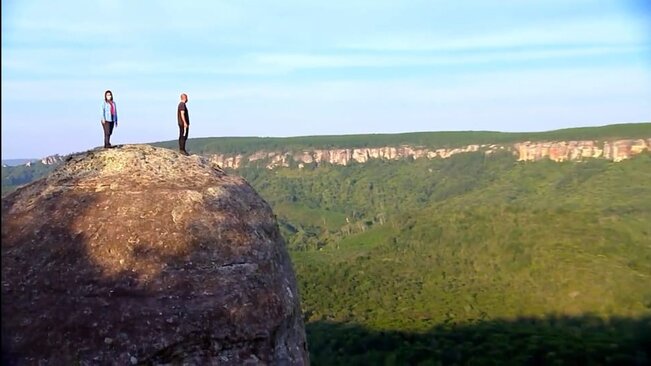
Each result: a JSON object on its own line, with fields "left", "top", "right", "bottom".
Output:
{"left": 515, "top": 139, "right": 651, "bottom": 162}
{"left": 1, "top": 145, "right": 308, "bottom": 365}
{"left": 209, "top": 139, "right": 651, "bottom": 169}
{"left": 40, "top": 154, "right": 64, "bottom": 165}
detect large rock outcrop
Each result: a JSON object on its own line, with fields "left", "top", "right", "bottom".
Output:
{"left": 1, "top": 145, "right": 308, "bottom": 365}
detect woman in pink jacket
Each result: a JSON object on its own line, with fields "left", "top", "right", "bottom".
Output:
{"left": 101, "top": 90, "right": 118, "bottom": 148}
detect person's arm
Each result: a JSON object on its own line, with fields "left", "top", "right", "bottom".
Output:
{"left": 101, "top": 102, "right": 106, "bottom": 124}
{"left": 181, "top": 109, "right": 188, "bottom": 137}
{"left": 114, "top": 103, "right": 118, "bottom": 127}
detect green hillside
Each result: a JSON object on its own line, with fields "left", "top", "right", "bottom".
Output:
{"left": 237, "top": 151, "right": 651, "bottom": 364}
{"left": 1, "top": 161, "right": 57, "bottom": 195}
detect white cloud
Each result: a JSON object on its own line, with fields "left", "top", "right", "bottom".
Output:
{"left": 250, "top": 45, "right": 644, "bottom": 71}
{"left": 341, "top": 17, "right": 649, "bottom": 52}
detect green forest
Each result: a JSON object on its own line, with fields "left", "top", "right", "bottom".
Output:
{"left": 3, "top": 124, "right": 651, "bottom": 364}
{"left": 237, "top": 150, "right": 651, "bottom": 365}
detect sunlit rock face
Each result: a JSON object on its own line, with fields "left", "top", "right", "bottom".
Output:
{"left": 40, "top": 154, "right": 64, "bottom": 165}
{"left": 207, "top": 138, "right": 651, "bottom": 169}
{"left": 1, "top": 144, "right": 308, "bottom": 365}
{"left": 514, "top": 139, "right": 651, "bottom": 162}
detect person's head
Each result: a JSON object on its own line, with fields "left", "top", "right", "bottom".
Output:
{"left": 104, "top": 90, "right": 113, "bottom": 102}
{"left": 180, "top": 93, "right": 188, "bottom": 103}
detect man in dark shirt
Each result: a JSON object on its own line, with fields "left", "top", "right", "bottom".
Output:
{"left": 177, "top": 93, "right": 190, "bottom": 155}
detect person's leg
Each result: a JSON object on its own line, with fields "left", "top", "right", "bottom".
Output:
{"left": 102, "top": 122, "right": 111, "bottom": 148}
{"left": 183, "top": 125, "right": 189, "bottom": 152}
{"left": 108, "top": 122, "right": 114, "bottom": 147}
{"left": 178, "top": 124, "right": 185, "bottom": 151}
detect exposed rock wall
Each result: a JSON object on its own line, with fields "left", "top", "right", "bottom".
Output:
{"left": 208, "top": 139, "right": 651, "bottom": 169}
{"left": 1, "top": 145, "right": 309, "bottom": 365}
{"left": 514, "top": 139, "right": 651, "bottom": 162}
{"left": 40, "top": 154, "right": 64, "bottom": 165}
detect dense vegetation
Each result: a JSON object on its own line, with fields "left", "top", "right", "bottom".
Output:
{"left": 236, "top": 151, "right": 651, "bottom": 364}
{"left": 306, "top": 316, "right": 651, "bottom": 365}
{"left": 3, "top": 123, "right": 651, "bottom": 363}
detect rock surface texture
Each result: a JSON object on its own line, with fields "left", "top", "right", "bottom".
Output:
{"left": 1, "top": 145, "right": 308, "bottom": 365}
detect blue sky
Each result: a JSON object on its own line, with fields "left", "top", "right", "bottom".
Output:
{"left": 2, "top": 0, "right": 650, "bottom": 158}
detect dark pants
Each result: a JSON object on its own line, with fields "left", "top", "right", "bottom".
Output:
{"left": 102, "top": 121, "right": 114, "bottom": 147}
{"left": 178, "top": 124, "right": 189, "bottom": 152}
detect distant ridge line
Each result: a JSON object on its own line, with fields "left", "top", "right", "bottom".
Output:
{"left": 150, "top": 122, "right": 651, "bottom": 156}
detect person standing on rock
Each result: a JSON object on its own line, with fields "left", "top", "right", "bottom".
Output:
{"left": 177, "top": 93, "right": 190, "bottom": 155}
{"left": 101, "top": 90, "right": 118, "bottom": 148}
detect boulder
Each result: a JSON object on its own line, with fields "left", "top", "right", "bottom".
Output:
{"left": 1, "top": 144, "right": 308, "bottom": 365}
